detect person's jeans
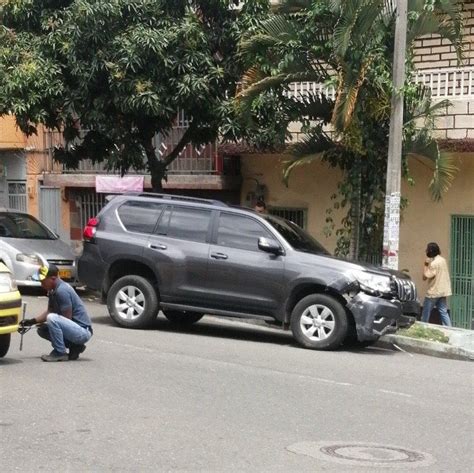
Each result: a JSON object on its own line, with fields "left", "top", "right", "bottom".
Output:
{"left": 421, "top": 297, "right": 452, "bottom": 326}
{"left": 37, "top": 313, "right": 92, "bottom": 354}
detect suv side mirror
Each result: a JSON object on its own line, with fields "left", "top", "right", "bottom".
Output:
{"left": 258, "top": 237, "right": 283, "bottom": 255}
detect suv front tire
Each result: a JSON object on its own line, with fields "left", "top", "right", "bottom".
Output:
{"left": 290, "top": 294, "right": 348, "bottom": 350}
{"left": 107, "top": 275, "right": 159, "bottom": 328}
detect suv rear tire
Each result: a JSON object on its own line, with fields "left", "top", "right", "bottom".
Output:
{"left": 164, "top": 310, "right": 204, "bottom": 326}
{"left": 290, "top": 294, "right": 348, "bottom": 350}
{"left": 107, "top": 275, "right": 159, "bottom": 328}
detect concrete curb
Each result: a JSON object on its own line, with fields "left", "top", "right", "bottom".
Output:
{"left": 376, "top": 334, "right": 474, "bottom": 362}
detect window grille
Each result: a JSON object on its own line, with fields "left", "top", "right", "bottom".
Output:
{"left": 269, "top": 207, "right": 307, "bottom": 229}
{"left": 76, "top": 191, "right": 108, "bottom": 229}
{"left": 8, "top": 180, "right": 27, "bottom": 212}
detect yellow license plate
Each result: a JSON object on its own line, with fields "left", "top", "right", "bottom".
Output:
{"left": 59, "top": 269, "right": 72, "bottom": 279}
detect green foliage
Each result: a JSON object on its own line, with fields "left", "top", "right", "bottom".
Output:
{"left": 236, "top": 0, "right": 463, "bottom": 260}
{"left": 0, "top": 0, "right": 268, "bottom": 189}
{"left": 399, "top": 323, "right": 449, "bottom": 343}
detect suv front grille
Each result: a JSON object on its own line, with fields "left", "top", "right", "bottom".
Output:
{"left": 47, "top": 259, "right": 74, "bottom": 266}
{"left": 0, "top": 315, "right": 18, "bottom": 327}
{"left": 392, "top": 277, "right": 417, "bottom": 302}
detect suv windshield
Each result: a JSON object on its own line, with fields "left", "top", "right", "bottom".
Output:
{"left": 264, "top": 215, "right": 329, "bottom": 255}
{"left": 0, "top": 213, "right": 57, "bottom": 240}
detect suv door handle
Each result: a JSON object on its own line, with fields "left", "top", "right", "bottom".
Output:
{"left": 210, "top": 252, "right": 228, "bottom": 260}
{"left": 149, "top": 243, "right": 167, "bottom": 251}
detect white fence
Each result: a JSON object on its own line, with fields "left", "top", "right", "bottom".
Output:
{"left": 413, "top": 67, "right": 474, "bottom": 101}
{"left": 287, "top": 67, "right": 474, "bottom": 102}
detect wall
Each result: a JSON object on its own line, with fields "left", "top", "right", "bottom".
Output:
{"left": 413, "top": 2, "right": 474, "bottom": 69}
{"left": 240, "top": 152, "right": 474, "bottom": 299}
{"left": 0, "top": 116, "right": 26, "bottom": 149}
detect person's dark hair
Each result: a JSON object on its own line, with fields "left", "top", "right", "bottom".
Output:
{"left": 426, "top": 242, "right": 440, "bottom": 258}
{"left": 255, "top": 199, "right": 266, "bottom": 209}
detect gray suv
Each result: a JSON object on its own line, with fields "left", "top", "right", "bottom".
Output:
{"left": 78, "top": 193, "right": 419, "bottom": 350}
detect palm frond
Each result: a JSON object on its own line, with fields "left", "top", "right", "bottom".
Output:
{"left": 283, "top": 129, "right": 335, "bottom": 185}
{"left": 406, "top": 137, "right": 459, "bottom": 201}
{"left": 331, "top": 58, "right": 372, "bottom": 131}
{"left": 240, "top": 15, "right": 300, "bottom": 56}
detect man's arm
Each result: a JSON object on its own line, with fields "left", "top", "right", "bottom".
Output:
{"left": 56, "top": 289, "right": 73, "bottom": 319}
{"left": 21, "top": 308, "right": 48, "bottom": 326}
{"left": 423, "top": 259, "right": 437, "bottom": 280}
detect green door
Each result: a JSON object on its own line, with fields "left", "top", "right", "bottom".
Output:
{"left": 450, "top": 215, "right": 474, "bottom": 329}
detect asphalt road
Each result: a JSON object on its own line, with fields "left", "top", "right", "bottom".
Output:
{"left": 2, "top": 290, "right": 473, "bottom": 472}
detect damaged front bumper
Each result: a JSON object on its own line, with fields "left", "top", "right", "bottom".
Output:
{"left": 347, "top": 292, "right": 418, "bottom": 342}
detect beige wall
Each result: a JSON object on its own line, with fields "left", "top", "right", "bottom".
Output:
{"left": 0, "top": 116, "right": 26, "bottom": 149}
{"left": 241, "top": 152, "right": 474, "bottom": 299}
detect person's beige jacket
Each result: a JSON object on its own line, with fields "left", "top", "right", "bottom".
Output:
{"left": 423, "top": 255, "right": 452, "bottom": 298}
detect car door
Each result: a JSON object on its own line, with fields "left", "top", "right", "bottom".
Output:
{"left": 205, "top": 212, "right": 285, "bottom": 315}
{"left": 145, "top": 205, "right": 213, "bottom": 305}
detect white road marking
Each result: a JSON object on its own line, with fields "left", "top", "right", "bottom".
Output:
{"left": 378, "top": 389, "right": 413, "bottom": 398}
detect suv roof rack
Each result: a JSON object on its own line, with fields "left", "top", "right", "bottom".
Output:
{"left": 122, "top": 192, "right": 227, "bottom": 207}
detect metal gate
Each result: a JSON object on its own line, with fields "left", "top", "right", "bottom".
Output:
{"left": 40, "top": 187, "right": 62, "bottom": 238}
{"left": 450, "top": 215, "right": 474, "bottom": 329}
{"left": 76, "top": 191, "right": 107, "bottom": 229}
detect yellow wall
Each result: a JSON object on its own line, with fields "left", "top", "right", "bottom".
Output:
{"left": 241, "top": 152, "right": 474, "bottom": 299}
{"left": 0, "top": 116, "right": 26, "bottom": 149}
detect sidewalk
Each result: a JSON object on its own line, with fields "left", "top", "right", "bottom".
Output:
{"left": 377, "top": 322, "right": 474, "bottom": 362}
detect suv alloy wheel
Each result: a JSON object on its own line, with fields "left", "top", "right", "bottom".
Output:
{"left": 107, "top": 275, "right": 159, "bottom": 328}
{"left": 290, "top": 294, "right": 348, "bottom": 350}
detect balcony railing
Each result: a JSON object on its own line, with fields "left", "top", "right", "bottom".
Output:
{"left": 413, "top": 67, "right": 474, "bottom": 101}
{"left": 286, "top": 67, "right": 474, "bottom": 102}
{"left": 44, "top": 129, "right": 224, "bottom": 175}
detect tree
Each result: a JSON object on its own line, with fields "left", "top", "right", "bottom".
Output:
{"left": 0, "top": 0, "right": 269, "bottom": 191}
{"left": 235, "top": 0, "right": 463, "bottom": 260}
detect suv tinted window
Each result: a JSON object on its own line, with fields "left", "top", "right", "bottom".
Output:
{"left": 118, "top": 201, "right": 163, "bottom": 234}
{"left": 164, "top": 207, "right": 212, "bottom": 243}
{"left": 217, "top": 213, "right": 271, "bottom": 251}
{"left": 265, "top": 214, "right": 329, "bottom": 255}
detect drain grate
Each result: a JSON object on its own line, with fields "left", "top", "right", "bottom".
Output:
{"left": 287, "top": 441, "right": 435, "bottom": 468}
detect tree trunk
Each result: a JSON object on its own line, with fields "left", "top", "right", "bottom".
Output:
{"left": 143, "top": 137, "right": 165, "bottom": 192}
{"left": 348, "top": 169, "right": 361, "bottom": 261}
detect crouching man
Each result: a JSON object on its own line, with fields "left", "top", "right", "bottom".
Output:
{"left": 20, "top": 264, "right": 93, "bottom": 362}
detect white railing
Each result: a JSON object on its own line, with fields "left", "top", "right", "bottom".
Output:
{"left": 286, "top": 82, "right": 337, "bottom": 101}
{"left": 287, "top": 67, "right": 474, "bottom": 102}
{"left": 414, "top": 67, "right": 474, "bottom": 101}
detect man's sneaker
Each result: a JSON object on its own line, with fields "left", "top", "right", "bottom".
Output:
{"left": 41, "top": 350, "right": 69, "bottom": 362}
{"left": 68, "top": 344, "right": 86, "bottom": 361}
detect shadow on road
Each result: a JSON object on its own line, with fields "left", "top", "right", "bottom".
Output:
{"left": 91, "top": 312, "right": 397, "bottom": 356}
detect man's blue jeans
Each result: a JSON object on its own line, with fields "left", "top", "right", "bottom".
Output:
{"left": 37, "top": 313, "right": 92, "bottom": 354}
{"left": 421, "top": 297, "right": 452, "bottom": 326}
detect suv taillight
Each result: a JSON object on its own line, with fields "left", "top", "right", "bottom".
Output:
{"left": 83, "top": 217, "right": 99, "bottom": 241}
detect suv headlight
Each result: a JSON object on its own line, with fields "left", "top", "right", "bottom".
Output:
{"left": 353, "top": 270, "right": 392, "bottom": 296}
{"left": 16, "top": 253, "right": 42, "bottom": 265}
{"left": 0, "top": 273, "right": 17, "bottom": 293}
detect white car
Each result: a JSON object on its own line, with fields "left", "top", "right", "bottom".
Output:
{"left": 0, "top": 211, "right": 77, "bottom": 286}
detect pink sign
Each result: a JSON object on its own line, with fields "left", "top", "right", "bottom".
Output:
{"left": 96, "top": 176, "right": 144, "bottom": 193}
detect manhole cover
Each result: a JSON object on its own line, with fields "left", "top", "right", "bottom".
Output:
{"left": 287, "top": 441, "right": 435, "bottom": 468}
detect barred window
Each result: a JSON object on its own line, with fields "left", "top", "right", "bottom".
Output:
{"left": 269, "top": 207, "right": 307, "bottom": 229}
{"left": 8, "top": 181, "right": 27, "bottom": 212}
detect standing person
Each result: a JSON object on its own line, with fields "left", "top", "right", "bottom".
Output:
{"left": 421, "top": 242, "right": 452, "bottom": 326}
{"left": 254, "top": 199, "right": 267, "bottom": 214}
{"left": 20, "top": 264, "right": 93, "bottom": 361}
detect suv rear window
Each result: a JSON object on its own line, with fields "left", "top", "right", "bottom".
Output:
{"left": 158, "top": 206, "right": 212, "bottom": 243}
{"left": 118, "top": 201, "right": 164, "bottom": 234}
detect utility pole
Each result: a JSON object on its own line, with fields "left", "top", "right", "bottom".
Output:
{"left": 382, "top": 0, "right": 408, "bottom": 270}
